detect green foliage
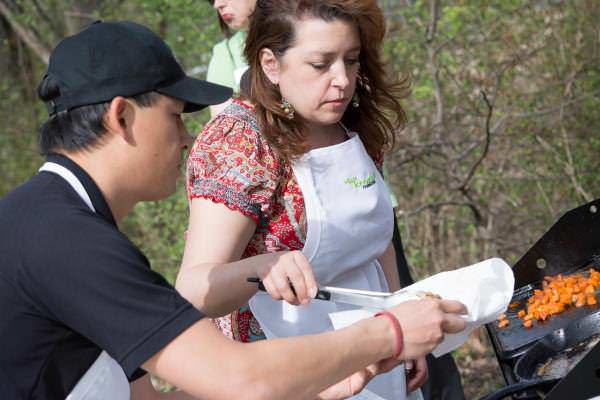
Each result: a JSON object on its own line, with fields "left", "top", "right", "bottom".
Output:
{"left": 2, "top": 0, "right": 600, "bottom": 308}
{"left": 0, "top": 0, "right": 218, "bottom": 281}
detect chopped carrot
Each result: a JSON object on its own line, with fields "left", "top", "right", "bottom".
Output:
{"left": 587, "top": 296, "right": 597, "bottom": 305}
{"left": 514, "top": 268, "right": 599, "bottom": 327}
{"left": 498, "top": 319, "right": 509, "bottom": 328}
{"left": 508, "top": 301, "right": 521, "bottom": 309}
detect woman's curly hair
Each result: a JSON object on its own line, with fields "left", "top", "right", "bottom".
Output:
{"left": 244, "top": 0, "right": 410, "bottom": 161}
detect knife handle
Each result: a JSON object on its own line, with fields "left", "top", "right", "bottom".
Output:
{"left": 247, "top": 277, "right": 328, "bottom": 300}
{"left": 314, "top": 290, "right": 331, "bottom": 301}
{"left": 247, "top": 277, "right": 266, "bottom": 291}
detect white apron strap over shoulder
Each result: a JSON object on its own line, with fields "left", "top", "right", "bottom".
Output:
{"left": 65, "top": 351, "right": 130, "bottom": 400}
{"left": 249, "top": 131, "right": 421, "bottom": 399}
{"left": 39, "top": 162, "right": 131, "bottom": 400}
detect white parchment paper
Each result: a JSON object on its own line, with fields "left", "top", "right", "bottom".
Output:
{"left": 329, "top": 258, "right": 514, "bottom": 357}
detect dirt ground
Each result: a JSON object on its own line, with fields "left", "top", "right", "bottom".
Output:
{"left": 454, "top": 328, "right": 505, "bottom": 399}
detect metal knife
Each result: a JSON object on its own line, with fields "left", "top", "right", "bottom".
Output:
{"left": 247, "top": 277, "right": 421, "bottom": 309}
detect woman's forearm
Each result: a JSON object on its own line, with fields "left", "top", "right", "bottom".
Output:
{"left": 176, "top": 253, "right": 280, "bottom": 317}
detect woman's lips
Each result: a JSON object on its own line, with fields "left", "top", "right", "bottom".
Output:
{"left": 325, "top": 99, "right": 346, "bottom": 107}
{"left": 221, "top": 13, "right": 234, "bottom": 22}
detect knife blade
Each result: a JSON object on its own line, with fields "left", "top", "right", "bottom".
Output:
{"left": 247, "top": 277, "right": 419, "bottom": 309}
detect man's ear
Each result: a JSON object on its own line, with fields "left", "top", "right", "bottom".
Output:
{"left": 105, "top": 96, "right": 135, "bottom": 144}
{"left": 259, "top": 48, "right": 281, "bottom": 85}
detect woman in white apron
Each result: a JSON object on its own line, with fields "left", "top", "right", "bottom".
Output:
{"left": 183, "top": 1, "right": 426, "bottom": 398}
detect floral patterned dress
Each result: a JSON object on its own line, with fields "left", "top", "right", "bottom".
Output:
{"left": 186, "top": 99, "right": 307, "bottom": 342}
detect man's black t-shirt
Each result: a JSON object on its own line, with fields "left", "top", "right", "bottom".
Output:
{"left": 0, "top": 154, "right": 203, "bottom": 399}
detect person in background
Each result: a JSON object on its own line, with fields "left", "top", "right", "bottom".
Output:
{"left": 181, "top": 1, "right": 444, "bottom": 398}
{"left": 0, "top": 20, "right": 468, "bottom": 400}
{"left": 205, "top": 0, "right": 256, "bottom": 117}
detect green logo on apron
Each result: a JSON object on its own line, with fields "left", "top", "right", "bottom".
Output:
{"left": 344, "top": 172, "right": 376, "bottom": 189}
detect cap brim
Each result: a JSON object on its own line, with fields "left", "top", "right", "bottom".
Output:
{"left": 158, "top": 76, "right": 233, "bottom": 113}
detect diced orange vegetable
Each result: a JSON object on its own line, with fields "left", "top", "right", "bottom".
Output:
{"left": 587, "top": 296, "right": 597, "bottom": 305}
{"left": 498, "top": 319, "right": 509, "bottom": 328}
{"left": 508, "top": 301, "right": 521, "bottom": 309}
{"left": 585, "top": 285, "right": 595, "bottom": 294}
{"left": 514, "top": 268, "right": 599, "bottom": 327}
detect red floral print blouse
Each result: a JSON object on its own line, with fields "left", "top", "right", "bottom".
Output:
{"left": 186, "top": 99, "right": 306, "bottom": 342}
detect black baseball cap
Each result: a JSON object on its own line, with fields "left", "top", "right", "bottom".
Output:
{"left": 44, "top": 20, "right": 232, "bottom": 114}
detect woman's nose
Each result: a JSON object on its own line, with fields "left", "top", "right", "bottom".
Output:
{"left": 331, "top": 65, "right": 350, "bottom": 89}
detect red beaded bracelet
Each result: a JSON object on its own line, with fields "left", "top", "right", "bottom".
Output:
{"left": 375, "top": 311, "right": 404, "bottom": 358}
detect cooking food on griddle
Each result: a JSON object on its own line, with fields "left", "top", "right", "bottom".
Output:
{"left": 516, "top": 268, "right": 599, "bottom": 329}
{"left": 496, "top": 313, "right": 509, "bottom": 328}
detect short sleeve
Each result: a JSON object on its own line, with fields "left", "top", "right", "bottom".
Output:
{"left": 19, "top": 211, "right": 204, "bottom": 378}
{"left": 187, "top": 105, "right": 282, "bottom": 225}
{"left": 206, "top": 40, "right": 236, "bottom": 90}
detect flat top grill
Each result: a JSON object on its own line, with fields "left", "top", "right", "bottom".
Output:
{"left": 487, "top": 199, "right": 600, "bottom": 359}
{"left": 488, "top": 267, "right": 600, "bottom": 359}
{"left": 484, "top": 198, "right": 600, "bottom": 399}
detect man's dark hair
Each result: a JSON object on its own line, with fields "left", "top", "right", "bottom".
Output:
{"left": 37, "top": 74, "right": 161, "bottom": 155}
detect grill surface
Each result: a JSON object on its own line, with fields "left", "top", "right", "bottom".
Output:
{"left": 487, "top": 269, "right": 600, "bottom": 359}
{"left": 484, "top": 198, "right": 600, "bottom": 399}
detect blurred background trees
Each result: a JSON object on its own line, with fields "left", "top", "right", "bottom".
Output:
{"left": 1, "top": 1, "right": 599, "bottom": 397}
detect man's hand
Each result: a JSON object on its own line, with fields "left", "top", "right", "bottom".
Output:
{"left": 405, "top": 357, "right": 428, "bottom": 393}
{"left": 387, "top": 298, "right": 467, "bottom": 360}
{"left": 316, "top": 357, "right": 401, "bottom": 399}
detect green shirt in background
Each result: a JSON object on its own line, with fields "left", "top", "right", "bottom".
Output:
{"left": 206, "top": 30, "right": 248, "bottom": 93}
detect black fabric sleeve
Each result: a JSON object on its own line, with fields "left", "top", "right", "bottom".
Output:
{"left": 19, "top": 206, "right": 203, "bottom": 378}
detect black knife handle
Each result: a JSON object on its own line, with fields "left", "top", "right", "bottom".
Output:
{"left": 315, "top": 290, "right": 331, "bottom": 301}
{"left": 246, "top": 277, "right": 266, "bottom": 291}
{"left": 247, "top": 277, "right": 326, "bottom": 299}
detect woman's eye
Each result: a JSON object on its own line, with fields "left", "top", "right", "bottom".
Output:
{"left": 310, "top": 63, "right": 327, "bottom": 70}
{"left": 345, "top": 58, "right": 359, "bottom": 66}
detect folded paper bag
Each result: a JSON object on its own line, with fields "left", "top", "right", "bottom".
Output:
{"left": 329, "top": 257, "right": 514, "bottom": 357}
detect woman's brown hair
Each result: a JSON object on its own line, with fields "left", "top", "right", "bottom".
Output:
{"left": 244, "top": 0, "right": 409, "bottom": 161}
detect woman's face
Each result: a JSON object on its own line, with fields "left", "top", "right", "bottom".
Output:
{"left": 262, "top": 17, "right": 361, "bottom": 129}
{"left": 213, "top": 0, "right": 256, "bottom": 30}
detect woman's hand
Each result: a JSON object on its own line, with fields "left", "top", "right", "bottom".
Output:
{"left": 255, "top": 250, "right": 318, "bottom": 305}
{"left": 387, "top": 298, "right": 468, "bottom": 361}
{"left": 316, "top": 357, "right": 401, "bottom": 400}
{"left": 405, "top": 357, "right": 428, "bottom": 393}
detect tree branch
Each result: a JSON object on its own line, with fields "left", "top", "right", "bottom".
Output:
{"left": 0, "top": 0, "right": 50, "bottom": 64}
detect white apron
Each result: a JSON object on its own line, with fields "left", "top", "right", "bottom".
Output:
{"left": 249, "top": 131, "right": 421, "bottom": 399}
{"left": 39, "top": 162, "right": 130, "bottom": 400}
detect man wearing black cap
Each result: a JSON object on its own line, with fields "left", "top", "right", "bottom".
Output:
{"left": 0, "top": 21, "right": 467, "bottom": 400}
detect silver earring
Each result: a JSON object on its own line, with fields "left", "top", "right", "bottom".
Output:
{"left": 281, "top": 97, "right": 295, "bottom": 119}
{"left": 352, "top": 92, "right": 360, "bottom": 108}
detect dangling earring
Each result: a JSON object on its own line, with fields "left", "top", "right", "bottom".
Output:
{"left": 352, "top": 92, "right": 360, "bottom": 108}
{"left": 281, "top": 96, "right": 295, "bottom": 119}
